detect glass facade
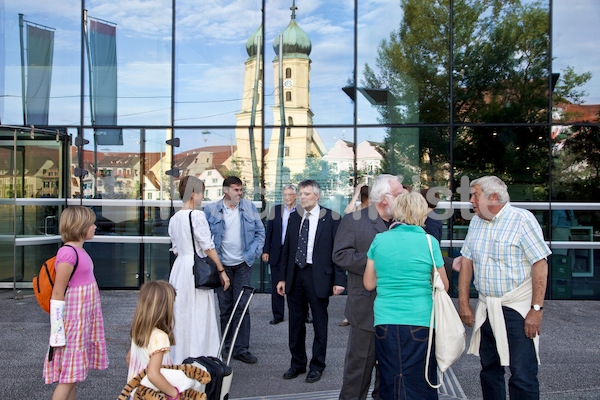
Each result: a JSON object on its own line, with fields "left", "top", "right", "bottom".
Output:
{"left": 1, "top": 0, "right": 599, "bottom": 299}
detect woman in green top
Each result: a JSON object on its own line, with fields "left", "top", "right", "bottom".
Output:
{"left": 364, "top": 191, "right": 449, "bottom": 400}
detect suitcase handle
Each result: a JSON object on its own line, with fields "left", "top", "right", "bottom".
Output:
{"left": 218, "top": 285, "right": 256, "bottom": 365}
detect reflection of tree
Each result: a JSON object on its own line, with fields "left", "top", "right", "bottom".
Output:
{"left": 554, "top": 120, "right": 600, "bottom": 200}
{"left": 291, "top": 153, "right": 348, "bottom": 198}
{"left": 362, "top": 0, "right": 589, "bottom": 197}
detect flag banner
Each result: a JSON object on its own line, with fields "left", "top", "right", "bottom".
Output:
{"left": 26, "top": 24, "right": 54, "bottom": 126}
{"left": 89, "top": 19, "right": 121, "bottom": 145}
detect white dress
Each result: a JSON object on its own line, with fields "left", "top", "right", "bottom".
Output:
{"left": 168, "top": 209, "right": 221, "bottom": 364}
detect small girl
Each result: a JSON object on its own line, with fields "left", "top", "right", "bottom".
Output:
{"left": 127, "top": 280, "right": 179, "bottom": 400}
{"left": 44, "top": 206, "right": 108, "bottom": 400}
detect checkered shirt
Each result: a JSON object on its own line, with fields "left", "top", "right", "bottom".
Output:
{"left": 461, "top": 203, "right": 551, "bottom": 297}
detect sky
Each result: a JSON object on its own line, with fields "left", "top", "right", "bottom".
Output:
{"left": 1, "top": 0, "right": 599, "bottom": 153}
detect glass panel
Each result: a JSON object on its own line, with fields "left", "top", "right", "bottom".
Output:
{"left": 552, "top": 1, "right": 600, "bottom": 123}
{"left": 172, "top": 128, "right": 236, "bottom": 202}
{"left": 0, "top": 131, "right": 16, "bottom": 286}
{"left": 550, "top": 250, "right": 600, "bottom": 300}
{"left": 453, "top": 126, "right": 549, "bottom": 201}
{"left": 85, "top": 0, "right": 172, "bottom": 125}
{"left": 356, "top": 127, "right": 450, "bottom": 187}
{"left": 83, "top": 129, "right": 142, "bottom": 235}
{"left": 16, "top": 242, "right": 60, "bottom": 282}
{"left": 87, "top": 242, "right": 139, "bottom": 288}
{"left": 551, "top": 123, "right": 600, "bottom": 202}
{"left": 1, "top": 1, "right": 81, "bottom": 125}
{"left": 144, "top": 243, "right": 171, "bottom": 282}
{"left": 174, "top": 3, "right": 260, "bottom": 126}
{"left": 453, "top": 0, "right": 550, "bottom": 124}
{"left": 144, "top": 129, "right": 172, "bottom": 202}
{"left": 551, "top": 209, "right": 598, "bottom": 242}
{"left": 358, "top": 0, "right": 450, "bottom": 125}
{"left": 264, "top": 1, "right": 354, "bottom": 126}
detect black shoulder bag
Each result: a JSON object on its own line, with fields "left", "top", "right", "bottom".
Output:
{"left": 188, "top": 211, "right": 221, "bottom": 289}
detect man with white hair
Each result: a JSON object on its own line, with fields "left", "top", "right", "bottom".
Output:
{"left": 333, "top": 174, "right": 404, "bottom": 400}
{"left": 458, "top": 175, "right": 551, "bottom": 400}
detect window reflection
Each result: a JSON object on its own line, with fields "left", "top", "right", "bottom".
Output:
{"left": 453, "top": 126, "right": 549, "bottom": 201}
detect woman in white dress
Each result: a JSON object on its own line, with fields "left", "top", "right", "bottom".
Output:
{"left": 168, "top": 176, "right": 230, "bottom": 364}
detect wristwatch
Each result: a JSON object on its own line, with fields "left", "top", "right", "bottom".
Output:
{"left": 531, "top": 304, "right": 543, "bottom": 311}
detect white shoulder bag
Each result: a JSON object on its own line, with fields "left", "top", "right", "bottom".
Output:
{"left": 425, "top": 234, "right": 466, "bottom": 388}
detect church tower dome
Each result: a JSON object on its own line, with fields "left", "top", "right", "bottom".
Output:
{"left": 246, "top": 25, "right": 263, "bottom": 61}
{"left": 273, "top": 1, "right": 311, "bottom": 61}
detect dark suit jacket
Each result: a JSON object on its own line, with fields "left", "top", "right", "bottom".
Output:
{"left": 280, "top": 207, "right": 346, "bottom": 299}
{"left": 332, "top": 205, "right": 388, "bottom": 332}
{"left": 263, "top": 204, "right": 288, "bottom": 282}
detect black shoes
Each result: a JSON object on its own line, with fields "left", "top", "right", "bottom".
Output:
{"left": 283, "top": 367, "right": 306, "bottom": 379}
{"left": 269, "top": 318, "right": 284, "bottom": 325}
{"left": 233, "top": 351, "right": 258, "bottom": 364}
{"left": 305, "top": 370, "right": 322, "bottom": 383}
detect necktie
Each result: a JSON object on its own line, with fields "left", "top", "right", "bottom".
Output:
{"left": 295, "top": 215, "right": 310, "bottom": 268}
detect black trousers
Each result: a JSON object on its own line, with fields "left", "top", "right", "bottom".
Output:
{"left": 286, "top": 264, "right": 329, "bottom": 372}
{"left": 270, "top": 263, "right": 285, "bottom": 320}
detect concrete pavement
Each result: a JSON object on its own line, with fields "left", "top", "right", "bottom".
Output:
{"left": 1, "top": 291, "right": 600, "bottom": 399}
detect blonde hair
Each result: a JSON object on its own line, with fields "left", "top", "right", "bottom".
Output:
{"left": 392, "top": 191, "right": 428, "bottom": 227}
{"left": 59, "top": 206, "right": 96, "bottom": 243}
{"left": 130, "top": 280, "right": 176, "bottom": 348}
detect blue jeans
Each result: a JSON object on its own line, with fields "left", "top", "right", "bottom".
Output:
{"left": 374, "top": 324, "right": 438, "bottom": 400}
{"left": 216, "top": 262, "right": 252, "bottom": 357}
{"left": 479, "top": 307, "right": 539, "bottom": 400}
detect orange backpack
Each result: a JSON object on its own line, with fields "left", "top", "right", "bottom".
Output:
{"left": 33, "top": 245, "right": 79, "bottom": 313}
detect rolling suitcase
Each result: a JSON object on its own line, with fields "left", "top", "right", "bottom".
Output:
{"left": 184, "top": 285, "right": 256, "bottom": 400}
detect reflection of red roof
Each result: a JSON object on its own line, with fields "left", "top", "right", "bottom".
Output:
{"left": 554, "top": 102, "right": 600, "bottom": 123}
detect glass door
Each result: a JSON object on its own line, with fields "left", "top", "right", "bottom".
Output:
{"left": 0, "top": 127, "right": 68, "bottom": 292}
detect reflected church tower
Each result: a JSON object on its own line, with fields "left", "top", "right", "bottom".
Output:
{"left": 233, "top": 1, "right": 326, "bottom": 196}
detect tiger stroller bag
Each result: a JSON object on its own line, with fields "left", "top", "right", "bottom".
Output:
{"left": 184, "top": 285, "right": 256, "bottom": 400}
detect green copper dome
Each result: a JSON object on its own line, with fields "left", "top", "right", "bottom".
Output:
{"left": 273, "top": 5, "right": 311, "bottom": 61}
{"left": 246, "top": 25, "right": 263, "bottom": 61}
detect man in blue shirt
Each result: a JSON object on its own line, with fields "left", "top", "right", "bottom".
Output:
{"left": 204, "top": 176, "right": 265, "bottom": 364}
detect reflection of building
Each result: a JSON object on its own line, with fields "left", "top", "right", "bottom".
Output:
{"left": 71, "top": 149, "right": 140, "bottom": 198}
{"left": 230, "top": 3, "right": 326, "bottom": 194}
{"left": 323, "top": 139, "right": 384, "bottom": 195}
{"left": 552, "top": 102, "right": 600, "bottom": 139}
{"left": 0, "top": 147, "right": 60, "bottom": 198}
{"left": 168, "top": 146, "right": 235, "bottom": 201}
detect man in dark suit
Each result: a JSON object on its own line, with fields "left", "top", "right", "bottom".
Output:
{"left": 332, "top": 174, "right": 404, "bottom": 400}
{"left": 262, "top": 184, "right": 297, "bottom": 324}
{"left": 277, "top": 180, "right": 346, "bottom": 384}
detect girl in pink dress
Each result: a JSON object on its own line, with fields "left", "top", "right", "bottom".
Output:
{"left": 44, "top": 206, "right": 108, "bottom": 400}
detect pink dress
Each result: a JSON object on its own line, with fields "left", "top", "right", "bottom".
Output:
{"left": 43, "top": 245, "right": 109, "bottom": 384}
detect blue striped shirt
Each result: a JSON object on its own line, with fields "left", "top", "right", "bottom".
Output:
{"left": 461, "top": 203, "right": 551, "bottom": 297}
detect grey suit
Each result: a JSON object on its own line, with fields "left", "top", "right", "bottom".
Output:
{"left": 332, "top": 205, "right": 386, "bottom": 400}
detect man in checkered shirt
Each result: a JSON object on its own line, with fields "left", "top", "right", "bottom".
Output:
{"left": 458, "top": 175, "right": 551, "bottom": 400}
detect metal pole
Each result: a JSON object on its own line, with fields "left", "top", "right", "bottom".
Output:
{"left": 83, "top": 10, "right": 95, "bottom": 125}
{"left": 12, "top": 129, "right": 18, "bottom": 298}
{"left": 275, "top": 34, "right": 286, "bottom": 202}
{"left": 248, "top": 34, "right": 261, "bottom": 199}
{"left": 19, "top": 14, "right": 27, "bottom": 125}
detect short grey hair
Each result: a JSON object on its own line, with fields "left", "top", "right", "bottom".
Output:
{"left": 298, "top": 180, "right": 321, "bottom": 196}
{"left": 471, "top": 176, "right": 510, "bottom": 204}
{"left": 370, "top": 174, "right": 401, "bottom": 204}
{"left": 282, "top": 184, "right": 297, "bottom": 193}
